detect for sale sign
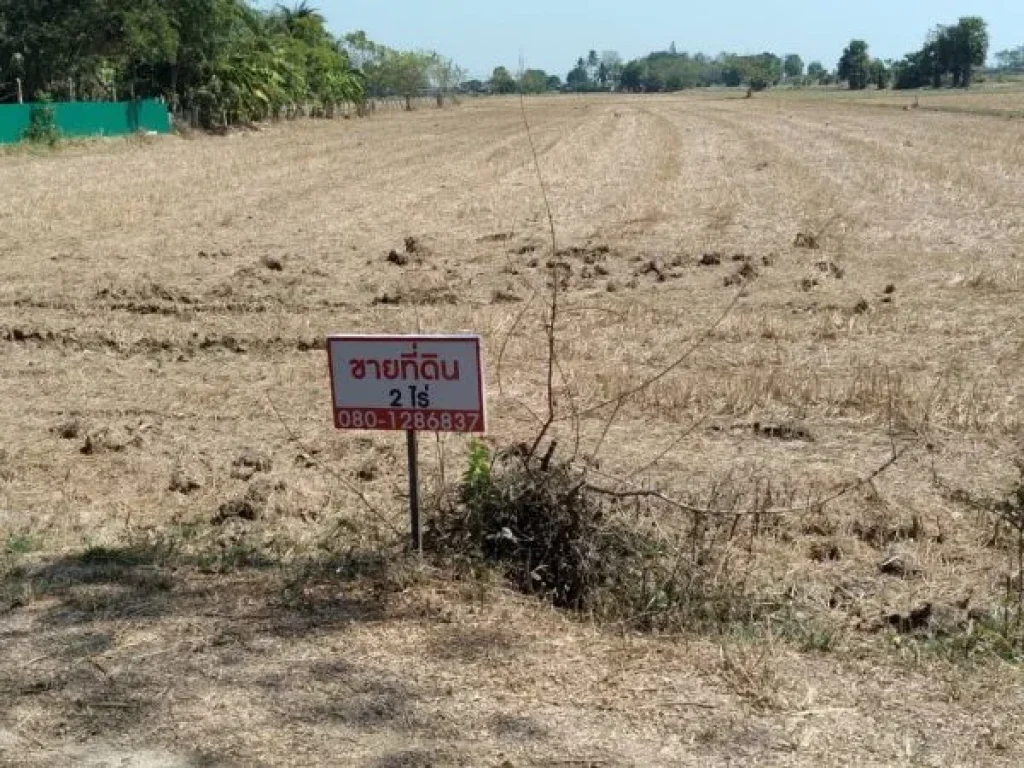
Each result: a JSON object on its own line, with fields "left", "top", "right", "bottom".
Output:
{"left": 327, "top": 335, "right": 486, "bottom": 433}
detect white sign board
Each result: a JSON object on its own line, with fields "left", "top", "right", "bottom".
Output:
{"left": 327, "top": 334, "right": 486, "bottom": 433}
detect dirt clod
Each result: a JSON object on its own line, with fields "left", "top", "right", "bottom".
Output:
{"left": 216, "top": 497, "right": 260, "bottom": 522}
{"left": 492, "top": 288, "right": 522, "bottom": 303}
{"left": 886, "top": 603, "right": 933, "bottom": 633}
{"left": 386, "top": 250, "right": 409, "bottom": 266}
{"left": 232, "top": 450, "right": 272, "bottom": 481}
{"left": 699, "top": 252, "right": 722, "bottom": 266}
{"left": 640, "top": 259, "right": 666, "bottom": 281}
{"left": 816, "top": 261, "right": 845, "bottom": 279}
{"left": 794, "top": 232, "right": 821, "bottom": 250}
{"left": 261, "top": 255, "right": 284, "bottom": 271}
{"left": 53, "top": 419, "right": 82, "bottom": 440}
{"left": 81, "top": 427, "right": 139, "bottom": 455}
{"left": 169, "top": 466, "right": 204, "bottom": 495}
{"left": 753, "top": 422, "right": 814, "bottom": 442}
{"left": 879, "top": 549, "right": 919, "bottom": 578}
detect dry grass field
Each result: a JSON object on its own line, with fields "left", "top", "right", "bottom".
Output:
{"left": 1, "top": 90, "right": 1023, "bottom": 766}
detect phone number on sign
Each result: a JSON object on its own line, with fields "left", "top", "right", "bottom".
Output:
{"left": 334, "top": 408, "right": 484, "bottom": 433}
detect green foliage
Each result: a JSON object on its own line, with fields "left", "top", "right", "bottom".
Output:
{"left": 617, "top": 49, "right": 783, "bottom": 93}
{"left": 566, "top": 58, "right": 590, "bottom": 91}
{"left": 995, "top": 46, "right": 1024, "bottom": 72}
{"left": 520, "top": 69, "right": 550, "bottom": 94}
{"left": 428, "top": 453, "right": 758, "bottom": 631}
{"left": 783, "top": 54, "right": 804, "bottom": 80}
{"left": 489, "top": 66, "right": 517, "bottom": 94}
{"left": 0, "top": 0, "right": 368, "bottom": 129}
{"left": 838, "top": 40, "right": 871, "bottom": 90}
{"left": 22, "top": 101, "right": 59, "bottom": 145}
{"left": 4, "top": 534, "right": 37, "bottom": 556}
{"left": 894, "top": 16, "right": 990, "bottom": 89}
{"left": 870, "top": 59, "right": 891, "bottom": 89}
{"left": 806, "top": 61, "right": 827, "bottom": 83}
{"left": 462, "top": 439, "right": 493, "bottom": 499}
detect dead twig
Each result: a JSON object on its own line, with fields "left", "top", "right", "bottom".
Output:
{"left": 584, "top": 443, "right": 914, "bottom": 518}
{"left": 624, "top": 411, "right": 712, "bottom": 480}
{"left": 263, "top": 392, "right": 402, "bottom": 538}
{"left": 571, "top": 290, "right": 742, "bottom": 422}
{"left": 518, "top": 87, "right": 561, "bottom": 462}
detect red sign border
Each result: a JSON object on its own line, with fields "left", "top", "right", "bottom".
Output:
{"left": 326, "top": 334, "right": 487, "bottom": 433}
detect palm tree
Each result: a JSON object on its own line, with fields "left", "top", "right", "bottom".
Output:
{"left": 275, "top": 2, "right": 324, "bottom": 36}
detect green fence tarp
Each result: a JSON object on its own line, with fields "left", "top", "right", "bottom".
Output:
{"left": 0, "top": 99, "right": 171, "bottom": 144}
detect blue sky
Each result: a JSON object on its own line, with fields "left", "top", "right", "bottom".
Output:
{"left": 275, "top": 1, "right": 1023, "bottom": 79}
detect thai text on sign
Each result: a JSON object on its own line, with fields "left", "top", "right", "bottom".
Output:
{"left": 327, "top": 335, "right": 486, "bottom": 433}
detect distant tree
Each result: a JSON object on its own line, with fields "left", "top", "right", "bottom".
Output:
{"left": 520, "top": 68, "right": 548, "bottom": 94}
{"left": 869, "top": 59, "right": 890, "bottom": 89}
{"left": 620, "top": 60, "right": 644, "bottom": 91}
{"left": 995, "top": 46, "right": 1024, "bottom": 71}
{"left": 463, "top": 79, "right": 485, "bottom": 94}
{"left": 430, "top": 55, "right": 466, "bottom": 105}
{"left": 950, "top": 16, "right": 988, "bottom": 87}
{"left": 783, "top": 54, "right": 804, "bottom": 80}
{"left": 838, "top": 40, "right": 871, "bottom": 90}
{"left": 893, "top": 16, "right": 989, "bottom": 89}
{"left": 379, "top": 50, "right": 436, "bottom": 109}
{"left": 755, "top": 52, "right": 783, "bottom": 85}
{"left": 567, "top": 58, "right": 589, "bottom": 91}
{"left": 546, "top": 74, "right": 562, "bottom": 91}
{"left": 722, "top": 62, "right": 743, "bottom": 87}
{"left": 489, "top": 65, "right": 517, "bottom": 94}
{"left": 600, "top": 50, "right": 623, "bottom": 89}
{"left": 806, "top": 61, "right": 826, "bottom": 84}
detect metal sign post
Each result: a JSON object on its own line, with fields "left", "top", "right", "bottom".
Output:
{"left": 327, "top": 334, "right": 487, "bottom": 551}
{"left": 406, "top": 430, "right": 421, "bottom": 552}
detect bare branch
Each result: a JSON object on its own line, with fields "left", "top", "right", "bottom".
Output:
{"left": 570, "top": 290, "right": 742, "bottom": 422}
{"left": 264, "top": 392, "right": 402, "bottom": 537}
{"left": 517, "top": 89, "right": 561, "bottom": 461}
{"left": 583, "top": 443, "right": 915, "bottom": 519}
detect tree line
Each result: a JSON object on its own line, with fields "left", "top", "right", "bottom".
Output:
{"left": 839, "top": 17, "right": 990, "bottom": 90}
{"left": 479, "top": 15, "right": 1005, "bottom": 96}
{"left": 0, "top": 1, "right": 464, "bottom": 127}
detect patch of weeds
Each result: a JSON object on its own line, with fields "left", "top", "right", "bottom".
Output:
{"left": 895, "top": 612, "right": 1024, "bottom": 664}
{"left": 717, "top": 642, "right": 788, "bottom": 711}
{"left": 426, "top": 442, "right": 759, "bottom": 632}
{"left": 79, "top": 546, "right": 150, "bottom": 568}
{"left": 215, "top": 541, "right": 273, "bottom": 572}
{"left": 4, "top": 534, "right": 37, "bottom": 557}
{"left": 938, "top": 460, "right": 1024, "bottom": 657}
{"left": 771, "top": 613, "right": 839, "bottom": 653}
{"left": 22, "top": 100, "right": 61, "bottom": 147}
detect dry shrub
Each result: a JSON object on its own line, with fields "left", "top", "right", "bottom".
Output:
{"left": 425, "top": 446, "right": 755, "bottom": 631}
